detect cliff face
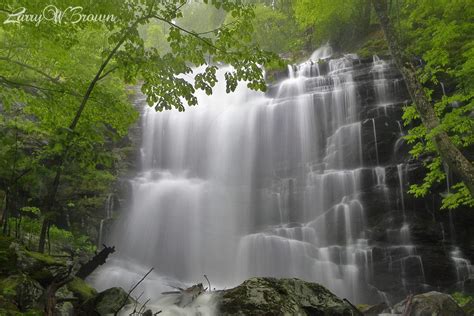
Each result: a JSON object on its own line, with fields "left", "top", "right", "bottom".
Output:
{"left": 267, "top": 55, "right": 473, "bottom": 303}
{"left": 353, "top": 57, "right": 473, "bottom": 300}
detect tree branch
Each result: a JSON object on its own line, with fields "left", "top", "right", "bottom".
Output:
{"left": 152, "top": 15, "right": 223, "bottom": 53}
{"left": 97, "top": 66, "right": 118, "bottom": 81}
{"left": 0, "top": 57, "right": 59, "bottom": 82}
{"left": 196, "top": 21, "right": 238, "bottom": 35}
{"left": 114, "top": 267, "right": 154, "bottom": 316}
{"left": 0, "top": 76, "right": 92, "bottom": 100}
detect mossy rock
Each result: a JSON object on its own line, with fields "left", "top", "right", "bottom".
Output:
{"left": 66, "top": 277, "right": 97, "bottom": 302}
{"left": 392, "top": 291, "right": 466, "bottom": 316}
{"left": 218, "top": 277, "right": 352, "bottom": 315}
{"left": 10, "top": 243, "right": 66, "bottom": 285}
{"left": 81, "top": 287, "right": 134, "bottom": 316}
{"left": 0, "top": 274, "right": 43, "bottom": 311}
{"left": 357, "top": 302, "right": 388, "bottom": 315}
{"left": 24, "top": 250, "right": 65, "bottom": 266}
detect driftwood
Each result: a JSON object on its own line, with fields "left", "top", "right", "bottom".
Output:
{"left": 402, "top": 294, "right": 414, "bottom": 316}
{"left": 76, "top": 244, "right": 115, "bottom": 279}
{"left": 204, "top": 274, "right": 212, "bottom": 292}
{"left": 161, "top": 283, "right": 206, "bottom": 307}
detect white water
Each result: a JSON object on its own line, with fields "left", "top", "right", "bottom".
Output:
{"left": 90, "top": 49, "right": 428, "bottom": 313}
{"left": 97, "top": 193, "right": 115, "bottom": 248}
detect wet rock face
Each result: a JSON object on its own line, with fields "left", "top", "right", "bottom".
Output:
{"left": 218, "top": 277, "right": 353, "bottom": 316}
{"left": 392, "top": 291, "right": 466, "bottom": 316}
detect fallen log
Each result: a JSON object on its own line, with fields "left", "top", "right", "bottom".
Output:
{"left": 76, "top": 244, "right": 115, "bottom": 279}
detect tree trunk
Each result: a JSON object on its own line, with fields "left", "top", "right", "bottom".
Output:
{"left": 372, "top": 0, "right": 474, "bottom": 197}
{"left": 37, "top": 18, "right": 146, "bottom": 252}
{"left": 38, "top": 160, "right": 63, "bottom": 252}
{"left": 44, "top": 282, "right": 60, "bottom": 316}
{"left": 42, "top": 275, "right": 74, "bottom": 316}
{"left": 1, "top": 187, "right": 10, "bottom": 235}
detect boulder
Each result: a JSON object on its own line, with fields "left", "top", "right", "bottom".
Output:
{"left": 218, "top": 277, "right": 352, "bottom": 315}
{"left": 392, "top": 291, "right": 465, "bottom": 316}
{"left": 81, "top": 287, "right": 134, "bottom": 316}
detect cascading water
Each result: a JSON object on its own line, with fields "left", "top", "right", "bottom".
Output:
{"left": 91, "top": 47, "right": 470, "bottom": 313}
{"left": 97, "top": 193, "right": 115, "bottom": 248}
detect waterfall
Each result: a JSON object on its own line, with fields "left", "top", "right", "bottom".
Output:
{"left": 97, "top": 193, "right": 115, "bottom": 248}
{"left": 397, "top": 163, "right": 406, "bottom": 216}
{"left": 287, "top": 64, "right": 295, "bottom": 79}
{"left": 371, "top": 118, "right": 379, "bottom": 165}
{"left": 91, "top": 48, "right": 441, "bottom": 311}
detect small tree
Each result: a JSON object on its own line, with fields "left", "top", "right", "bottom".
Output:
{"left": 372, "top": 0, "right": 474, "bottom": 208}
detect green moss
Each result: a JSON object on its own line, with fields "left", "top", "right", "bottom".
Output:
{"left": 356, "top": 304, "right": 370, "bottom": 310}
{"left": 451, "top": 292, "right": 473, "bottom": 307}
{"left": 67, "top": 277, "right": 97, "bottom": 302}
{"left": 0, "top": 236, "right": 18, "bottom": 277}
{"left": 0, "top": 275, "right": 22, "bottom": 298}
{"left": 23, "top": 251, "right": 64, "bottom": 267}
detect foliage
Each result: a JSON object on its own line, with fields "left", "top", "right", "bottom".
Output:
{"left": 400, "top": 0, "right": 474, "bottom": 209}
{"left": 293, "top": 0, "right": 372, "bottom": 50}
{"left": 355, "top": 30, "right": 389, "bottom": 58}
{"left": 452, "top": 292, "right": 473, "bottom": 307}
{"left": 8, "top": 217, "right": 96, "bottom": 254}
{"left": 249, "top": 4, "right": 302, "bottom": 54}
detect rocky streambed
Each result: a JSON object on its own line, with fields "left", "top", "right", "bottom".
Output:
{"left": 1, "top": 234, "right": 473, "bottom": 315}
